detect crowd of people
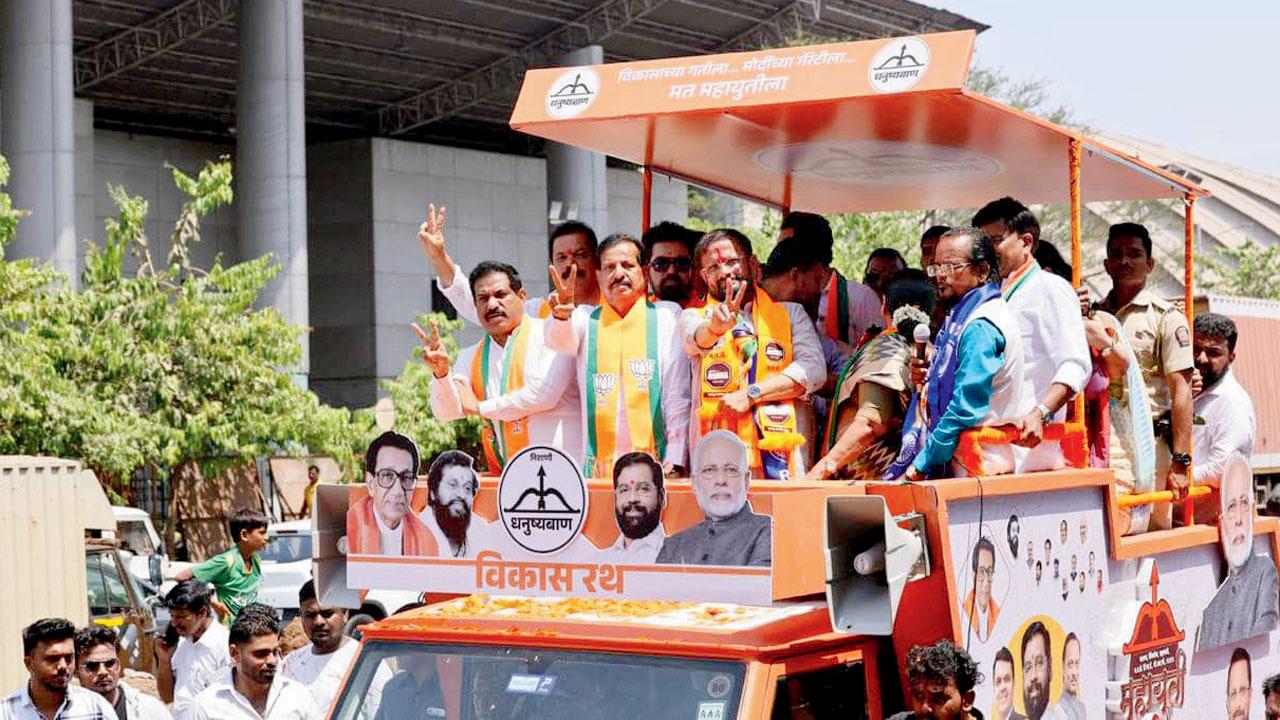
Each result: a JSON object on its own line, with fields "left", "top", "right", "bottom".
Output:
{"left": 415, "top": 195, "right": 1257, "bottom": 530}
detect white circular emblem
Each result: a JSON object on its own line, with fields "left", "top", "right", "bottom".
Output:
{"left": 867, "top": 37, "right": 931, "bottom": 93}
{"left": 498, "top": 445, "right": 587, "bottom": 554}
{"left": 753, "top": 140, "right": 1002, "bottom": 186}
{"left": 545, "top": 67, "right": 600, "bottom": 119}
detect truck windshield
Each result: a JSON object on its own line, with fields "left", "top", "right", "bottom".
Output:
{"left": 331, "top": 641, "right": 746, "bottom": 720}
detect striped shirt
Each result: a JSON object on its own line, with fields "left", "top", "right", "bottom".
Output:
{"left": 1, "top": 684, "right": 118, "bottom": 720}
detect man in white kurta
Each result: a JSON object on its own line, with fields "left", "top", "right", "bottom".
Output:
{"left": 428, "top": 314, "right": 579, "bottom": 450}
{"left": 424, "top": 262, "right": 580, "bottom": 468}
{"left": 546, "top": 236, "right": 691, "bottom": 475}
{"left": 418, "top": 203, "right": 600, "bottom": 323}
{"left": 976, "top": 198, "right": 1090, "bottom": 472}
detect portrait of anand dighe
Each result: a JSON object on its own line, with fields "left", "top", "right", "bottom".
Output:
{"left": 655, "top": 430, "right": 772, "bottom": 567}
{"left": 346, "top": 431, "right": 439, "bottom": 557}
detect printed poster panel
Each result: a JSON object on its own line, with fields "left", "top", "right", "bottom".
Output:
{"left": 345, "top": 432, "right": 773, "bottom": 604}
{"left": 947, "top": 487, "right": 1110, "bottom": 720}
{"left": 948, "top": 482, "right": 1280, "bottom": 720}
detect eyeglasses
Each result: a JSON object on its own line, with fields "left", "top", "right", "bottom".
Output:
{"left": 976, "top": 566, "right": 995, "bottom": 580}
{"left": 650, "top": 257, "right": 691, "bottom": 273}
{"left": 374, "top": 469, "right": 417, "bottom": 491}
{"left": 701, "top": 257, "right": 743, "bottom": 274}
{"left": 1023, "top": 656, "right": 1046, "bottom": 674}
{"left": 925, "top": 261, "right": 970, "bottom": 278}
{"left": 81, "top": 658, "right": 119, "bottom": 672}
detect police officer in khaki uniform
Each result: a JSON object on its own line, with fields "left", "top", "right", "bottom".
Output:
{"left": 1094, "top": 222, "right": 1194, "bottom": 530}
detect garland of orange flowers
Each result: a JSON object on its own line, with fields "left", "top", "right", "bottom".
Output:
{"left": 434, "top": 595, "right": 760, "bottom": 625}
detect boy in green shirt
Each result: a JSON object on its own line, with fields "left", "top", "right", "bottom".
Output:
{"left": 177, "top": 508, "right": 270, "bottom": 624}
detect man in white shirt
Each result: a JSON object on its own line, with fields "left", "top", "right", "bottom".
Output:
{"left": 603, "top": 452, "right": 667, "bottom": 564}
{"left": 684, "top": 229, "right": 827, "bottom": 479}
{"left": 546, "top": 233, "right": 692, "bottom": 478}
{"left": 1192, "top": 314, "right": 1256, "bottom": 520}
{"left": 281, "top": 582, "right": 388, "bottom": 717}
{"left": 422, "top": 262, "right": 579, "bottom": 469}
{"left": 974, "top": 198, "right": 1090, "bottom": 472}
{"left": 186, "top": 606, "right": 319, "bottom": 720}
{"left": 3, "top": 618, "right": 118, "bottom": 720}
{"left": 418, "top": 203, "right": 600, "bottom": 321}
{"left": 778, "top": 212, "right": 882, "bottom": 345}
{"left": 157, "top": 581, "right": 231, "bottom": 717}
{"left": 75, "top": 626, "right": 170, "bottom": 720}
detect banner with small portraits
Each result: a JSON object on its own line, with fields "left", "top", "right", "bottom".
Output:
{"left": 946, "top": 488, "right": 1109, "bottom": 720}
{"left": 945, "top": 479, "right": 1280, "bottom": 720}
{"left": 341, "top": 432, "right": 778, "bottom": 604}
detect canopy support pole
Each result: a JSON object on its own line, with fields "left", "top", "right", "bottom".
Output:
{"left": 1182, "top": 193, "right": 1198, "bottom": 527}
{"left": 782, "top": 173, "right": 793, "bottom": 217}
{"left": 1067, "top": 138, "right": 1086, "bottom": 456}
{"left": 642, "top": 166, "right": 653, "bottom": 233}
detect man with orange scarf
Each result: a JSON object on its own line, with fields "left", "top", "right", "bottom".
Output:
{"left": 683, "top": 229, "right": 827, "bottom": 480}
{"left": 420, "top": 203, "right": 602, "bottom": 322}
{"left": 420, "top": 261, "right": 579, "bottom": 474}
{"left": 546, "top": 233, "right": 691, "bottom": 478}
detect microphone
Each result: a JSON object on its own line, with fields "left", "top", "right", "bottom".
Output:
{"left": 913, "top": 323, "right": 930, "bottom": 362}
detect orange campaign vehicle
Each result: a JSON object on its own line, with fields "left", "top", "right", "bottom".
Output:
{"left": 313, "top": 30, "right": 1280, "bottom": 720}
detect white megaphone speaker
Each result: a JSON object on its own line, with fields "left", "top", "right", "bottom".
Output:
{"left": 825, "top": 495, "right": 929, "bottom": 635}
{"left": 313, "top": 483, "right": 362, "bottom": 609}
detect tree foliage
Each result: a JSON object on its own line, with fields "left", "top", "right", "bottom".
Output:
{"left": 0, "top": 154, "right": 482, "bottom": 491}
{"left": 1201, "top": 238, "right": 1280, "bottom": 300}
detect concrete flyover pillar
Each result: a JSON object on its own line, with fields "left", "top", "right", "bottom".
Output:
{"left": 238, "top": 0, "right": 309, "bottom": 377}
{"left": 545, "top": 45, "right": 608, "bottom": 236}
{"left": 0, "top": 0, "right": 78, "bottom": 283}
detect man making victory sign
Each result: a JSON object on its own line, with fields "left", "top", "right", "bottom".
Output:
{"left": 683, "top": 229, "right": 827, "bottom": 480}
{"left": 415, "top": 258, "right": 579, "bottom": 473}
{"left": 545, "top": 233, "right": 691, "bottom": 478}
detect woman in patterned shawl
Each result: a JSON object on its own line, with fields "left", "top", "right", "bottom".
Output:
{"left": 806, "top": 270, "right": 936, "bottom": 480}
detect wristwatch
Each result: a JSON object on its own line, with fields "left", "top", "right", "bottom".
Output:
{"left": 1170, "top": 452, "right": 1192, "bottom": 467}
{"left": 1035, "top": 402, "right": 1052, "bottom": 424}
{"left": 746, "top": 384, "right": 763, "bottom": 401}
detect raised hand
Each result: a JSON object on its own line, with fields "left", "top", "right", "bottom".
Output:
{"left": 708, "top": 278, "right": 748, "bottom": 337}
{"left": 547, "top": 264, "right": 578, "bottom": 321}
{"left": 417, "top": 203, "right": 448, "bottom": 260}
{"left": 412, "top": 321, "right": 451, "bottom": 379}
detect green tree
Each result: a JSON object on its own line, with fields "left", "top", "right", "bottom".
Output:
{"left": 1201, "top": 238, "right": 1280, "bottom": 300}
{"left": 0, "top": 156, "right": 361, "bottom": 489}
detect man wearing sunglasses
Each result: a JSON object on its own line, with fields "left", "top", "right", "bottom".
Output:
{"left": 281, "top": 581, "right": 389, "bottom": 717}
{"left": 642, "top": 221, "right": 705, "bottom": 308}
{"left": 75, "top": 626, "right": 170, "bottom": 720}
{"left": 346, "top": 432, "right": 439, "bottom": 557}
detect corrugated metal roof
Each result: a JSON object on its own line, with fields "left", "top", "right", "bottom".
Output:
{"left": 71, "top": 0, "right": 986, "bottom": 152}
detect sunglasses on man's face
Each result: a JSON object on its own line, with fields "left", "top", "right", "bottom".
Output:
{"left": 81, "top": 658, "right": 119, "bottom": 673}
{"left": 650, "top": 257, "right": 691, "bottom": 273}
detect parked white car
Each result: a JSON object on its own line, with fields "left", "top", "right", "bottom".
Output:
{"left": 259, "top": 520, "right": 422, "bottom": 633}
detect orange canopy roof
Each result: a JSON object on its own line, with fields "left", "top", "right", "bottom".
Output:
{"left": 510, "top": 31, "right": 1205, "bottom": 213}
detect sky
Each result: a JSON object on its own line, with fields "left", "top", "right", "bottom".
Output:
{"left": 935, "top": 0, "right": 1280, "bottom": 178}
